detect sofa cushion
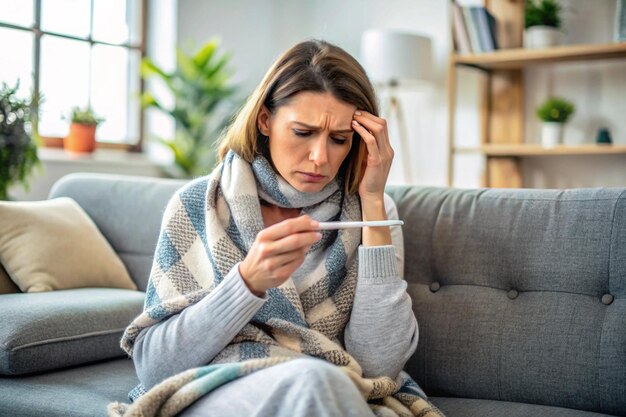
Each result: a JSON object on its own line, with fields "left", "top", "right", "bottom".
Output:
{"left": 0, "top": 263, "right": 19, "bottom": 294}
{"left": 49, "top": 173, "right": 188, "bottom": 291}
{"left": 0, "top": 197, "right": 136, "bottom": 292}
{"left": 430, "top": 397, "right": 619, "bottom": 417}
{"left": 0, "top": 357, "right": 138, "bottom": 417}
{"left": 0, "top": 288, "right": 144, "bottom": 375}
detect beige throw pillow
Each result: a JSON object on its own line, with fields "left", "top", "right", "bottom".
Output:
{"left": 0, "top": 197, "right": 136, "bottom": 292}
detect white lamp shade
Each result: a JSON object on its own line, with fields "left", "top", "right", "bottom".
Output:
{"left": 360, "top": 29, "right": 433, "bottom": 85}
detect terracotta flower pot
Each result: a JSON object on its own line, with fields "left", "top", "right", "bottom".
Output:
{"left": 64, "top": 123, "right": 97, "bottom": 153}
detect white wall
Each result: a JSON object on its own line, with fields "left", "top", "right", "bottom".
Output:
{"left": 178, "top": 0, "right": 451, "bottom": 187}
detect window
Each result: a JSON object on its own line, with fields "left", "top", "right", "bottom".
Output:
{"left": 0, "top": 0, "right": 144, "bottom": 148}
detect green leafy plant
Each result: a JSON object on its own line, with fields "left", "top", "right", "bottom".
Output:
{"left": 536, "top": 97, "right": 575, "bottom": 122}
{"left": 140, "top": 39, "right": 238, "bottom": 178}
{"left": 70, "top": 106, "right": 104, "bottom": 125}
{"left": 525, "top": 0, "right": 562, "bottom": 29}
{"left": 0, "top": 82, "right": 41, "bottom": 200}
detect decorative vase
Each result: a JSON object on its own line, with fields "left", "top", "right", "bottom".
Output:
{"left": 595, "top": 127, "right": 613, "bottom": 144}
{"left": 541, "top": 122, "right": 564, "bottom": 147}
{"left": 64, "top": 123, "right": 97, "bottom": 153}
{"left": 524, "top": 26, "right": 562, "bottom": 49}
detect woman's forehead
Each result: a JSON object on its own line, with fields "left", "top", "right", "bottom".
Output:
{"left": 276, "top": 92, "right": 356, "bottom": 125}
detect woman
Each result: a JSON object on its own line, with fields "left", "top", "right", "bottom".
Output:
{"left": 110, "top": 40, "right": 443, "bottom": 417}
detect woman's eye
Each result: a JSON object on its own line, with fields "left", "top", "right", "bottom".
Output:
{"left": 293, "top": 129, "right": 346, "bottom": 144}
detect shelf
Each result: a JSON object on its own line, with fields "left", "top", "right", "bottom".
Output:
{"left": 447, "top": 0, "right": 626, "bottom": 188}
{"left": 454, "top": 42, "right": 626, "bottom": 70}
{"left": 454, "top": 144, "right": 626, "bottom": 157}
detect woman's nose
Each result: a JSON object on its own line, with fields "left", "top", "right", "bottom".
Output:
{"left": 309, "top": 137, "right": 329, "bottom": 166}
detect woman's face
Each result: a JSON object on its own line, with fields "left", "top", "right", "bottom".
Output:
{"left": 257, "top": 91, "right": 356, "bottom": 193}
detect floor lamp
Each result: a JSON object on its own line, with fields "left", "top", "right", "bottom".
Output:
{"left": 360, "top": 29, "right": 433, "bottom": 183}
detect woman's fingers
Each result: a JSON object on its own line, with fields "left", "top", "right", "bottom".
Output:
{"left": 254, "top": 215, "right": 321, "bottom": 259}
{"left": 354, "top": 110, "right": 385, "bottom": 125}
{"left": 352, "top": 119, "right": 381, "bottom": 163}
{"left": 260, "top": 230, "right": 321, "bottom": 257}
{"left": 272, "top": 253, "right": 308, "bottom": 281}
{"left": 353, "top": 111, "right": 388, "bottom": 140}
{"left": 263, "top": 248, "right": 307, "bottom": 271}
{"left": 258, "top": 214, "right": 319, "bottom": 241}
{"left": 240, "top": 216, "right": 317, "bottom": 293}
{"left": 354, "top": 110, "right": 393, "bottom": 150}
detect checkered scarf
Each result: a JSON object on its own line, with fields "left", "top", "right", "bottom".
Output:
{"left": 111, "top": 151, "right": 443, "bottom": 417}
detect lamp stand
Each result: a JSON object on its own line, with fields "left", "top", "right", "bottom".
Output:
{"left": 381, "top": 84, "right": 413, "bottom": 183}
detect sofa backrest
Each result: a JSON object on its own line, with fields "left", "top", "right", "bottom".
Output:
{"left": 386, "top": 186, "right": 626, "bottom": 416}
{"left": 49, "top": 173, "right": 187, "bottom": 291}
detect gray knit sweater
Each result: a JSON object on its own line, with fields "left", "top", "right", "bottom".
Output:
{"left": 132, "top": 194, "right": 417, "bottom": 390}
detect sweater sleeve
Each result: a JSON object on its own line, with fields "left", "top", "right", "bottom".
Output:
{"left": 132, "top": 264, "right": 267, "bottom": 390}
{"left": 343, "top": 194, "right": 418, "bottom": 379}
{"left": 385, "top": 193, "right": 405, "bottom": 279}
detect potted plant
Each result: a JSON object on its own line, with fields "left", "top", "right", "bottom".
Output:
{"left": 64, "top": 107, "right": 104, "bottom": 153}
{"left": 0, "top": 82, "right": 40, "bottom": 200}
{"left": 536, "top": 97, "right": 575, "bottom": 147}
{"left": 140, "top": 39, "right": 239, "bottom": 178}
{"left": 524, "top": 0, "right": 563, "bottom": 49}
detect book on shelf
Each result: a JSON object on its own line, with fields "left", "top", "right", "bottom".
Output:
{"left": 462, "top": 6, "right": 483, "bottom": 53}
{"left": 471, "top": 6, "right": 498, "bottom": 52}
{"left": 452, "top": 2, "right": 498, "bottom": 54}
{"left": 617, "top": 0, "right": 626, "bottom": 41}
{"left": 486, "top": 9, "right": 498, "bottom": 50}
{"left": 451, "top": 0, "right": 472, "bottom": 54}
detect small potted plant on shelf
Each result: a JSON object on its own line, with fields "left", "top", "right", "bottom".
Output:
{"left": 536, "top": 97, "right": 575, "bottom": 147}
{"left": 524, "top": 0, "right": 563, "bottom": 49}
{"left": 64, "top": 106, "right": 104, "bottom": 153}
{"left": 0, "top": 82, "right": 40, "bottom": 200}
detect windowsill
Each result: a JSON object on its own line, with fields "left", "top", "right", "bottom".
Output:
{"left": 11, "top": 146, "right": 170, "bottom": 200}
{"left": 38, "top": 147, "right": 160, "bottom": 168}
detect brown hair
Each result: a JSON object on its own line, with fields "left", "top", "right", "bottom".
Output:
{"left": 217, "top": 39, "right": 379, "bottom": 194}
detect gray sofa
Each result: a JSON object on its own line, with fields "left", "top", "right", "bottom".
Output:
{"left": 0, "top": 173, "right": 624, "bottom": 417}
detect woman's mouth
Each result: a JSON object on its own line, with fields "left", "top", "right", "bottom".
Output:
{"left": 298, "top": 172, "right": 327, "bottom": 182}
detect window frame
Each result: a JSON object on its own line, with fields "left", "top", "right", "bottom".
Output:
{"left": 0, "top": 0, "right": 148, "bottom": 151}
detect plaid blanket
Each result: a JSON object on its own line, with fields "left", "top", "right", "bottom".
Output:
{"left": 108, "top": 151, "right": 443, "bottom": 417}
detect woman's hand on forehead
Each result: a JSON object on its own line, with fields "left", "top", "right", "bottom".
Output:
{"left": 351, "top": 110, "right": 394, "bottom": 202}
